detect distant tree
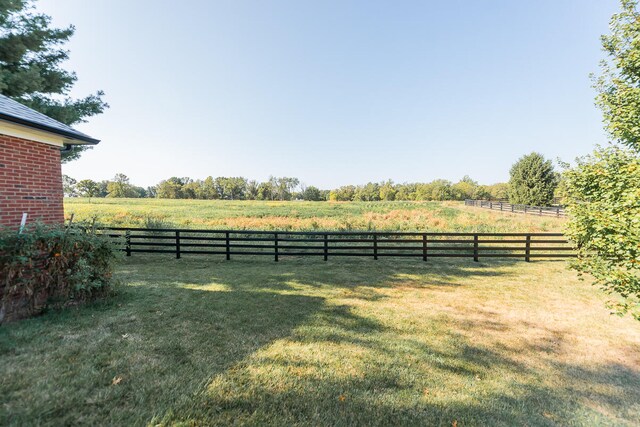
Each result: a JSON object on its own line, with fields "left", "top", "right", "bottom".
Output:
{"left": 553, "top": 175, "right": 567, "bottom": 204}
{"left": 106, "top": 173, "right": 138, "bottom": 198}
{"left": 156, "top": 177, "right": 185, "bottom": 199}
{"left": 414, "top": 183, "right": 433, "bottom": 200}
{"left": 508, "top": 153, "right": 557, "bottom": 205}
{"left": 272, "top": 177, "right": 299, "bottom": 201}
{"left": 379, "top": 180, "right": 397, "bottom": 201}
{"left": 395, "top": 183, "right": 417, "bottom": 201}
{"left": 302, "top": 185, "right": 323, "bottom": 201}
{"left": 62, "top": 174, "right": 77, "bottom": 197}
{"left": 130, "top": 186, "right": 147, "bottom": 198}
{"left": 563, "top": 0, "right": 640, "bottom": 319}
{"left": 329, "top": 185, "right": 356, "bottom": 201}
{"left": 487, "top": 183, "right": 509, "bottom": 200}
{"left": 230, "top": 177, "right": 248, "bottom": 200}
{"left": 0, "top": 0, "right": 108, "bottom": 162}
{"left": 200, "top": 176, "right": 218, "bottom": 199}
{"left": 182, "top": 179, "right": 202, "bottom": 199}
{"left": 215, "top": 177, "right": 247, "bottom": 200}
{"left": 354, "top": 183, "right": 381, "bottom": 201}
{"left": 257, "top": 181, "right": 275, "bottom": 200}
{"left": 146, "top": 186, "right": 157, "bottom": 198}
{"left": 471, "top": 185, "right": 491, "bottom": 200}
{"left": 451, "top": 176, "right": 478, "bottom": 200}
{"left": 246, "top": 180, "right": 259, "bottom": 200}
{"left": 429, "top": 180, "right": 454, "bottom": 201}
{"left": 76, "top": 179, "right": 100, "bottom": 198}
{"left": 96, "top": 180, "right": 109, "bottom": 197}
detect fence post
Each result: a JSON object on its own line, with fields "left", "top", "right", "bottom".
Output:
{"left": 125, "top": 230, "right": 131, "bottom": 257}
{"left": 524, "top": 205, "right": 527, "bottom": 214}
{"left": 422, "top": 234, "right": 427, "bottom": 261}
{"left": 225, "top": 232, "right": 230, "bottom": 260}
{"left": 274, "top": 232, "right": 279, "bottom": 262}
{"left": 556, "top": 207, "right": 560, "bottom": 217}
{"left": 473, "top": 234, "right": 479, "bottom": 262}
{"left": 324, "top": 233, "right": 328, "bottom": 261}
{"left": 499, "top": 202, "right": 503, "bottom": 211}
{"left": 525, "top": 235, "right": 531, "bottom": 262}
{"left": 511, "top": 204, "right": 514, "bottom": 213}
{"left": 539, "top": 207, "right": 542, "bottom": 216}
{"left": 175, "top": 231, "right": 181, "bottom": 259}
{"left": 489, "top": 201, "right": 493, "bottom": 209}
{"left": 373, "top": 234, "right": 378, "bottom": 260}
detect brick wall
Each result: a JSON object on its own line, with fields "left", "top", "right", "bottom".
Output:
{"left": 0, "top": 133, "right": 64, "bottom": 228}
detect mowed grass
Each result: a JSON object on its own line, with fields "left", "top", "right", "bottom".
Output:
{"left": 1, "top": 256, "right": 639, "bottom": 426}
{"left": 64, "top": 198, "right": 564, "bottom": 232}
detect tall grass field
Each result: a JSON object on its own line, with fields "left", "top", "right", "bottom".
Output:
{"left": 64, "top": 198, "right": 564, "bottom": 232}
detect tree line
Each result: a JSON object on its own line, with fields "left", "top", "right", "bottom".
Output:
{"left": 64, "top": 151, "right": 562, "bottom": 204}
{"left": 62, "top": 174, "right": 519, "bottom": 202}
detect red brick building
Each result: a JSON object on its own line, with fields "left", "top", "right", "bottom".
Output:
{"left": 0, "top": 95, "right": 99, "bottom": 228}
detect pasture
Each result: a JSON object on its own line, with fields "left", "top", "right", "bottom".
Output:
{"left": 64, "top": 198, "right": 564, "bottom": 232}
{"left": 1, "top": 256, "right": 639, "bottom": 425}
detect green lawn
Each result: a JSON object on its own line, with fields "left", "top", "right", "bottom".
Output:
{"left": 64, "top": 198, "right": 564, "bottom": 232}
{"left": 1, "top": 256, "right": 638, "bottom": 426}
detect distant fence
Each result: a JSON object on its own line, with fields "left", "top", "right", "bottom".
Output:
{"left": 101, "top": 227, "right": 575, "bottom": 262}
{"left": 465, "top": 200, "right": 567, "bottom": 217}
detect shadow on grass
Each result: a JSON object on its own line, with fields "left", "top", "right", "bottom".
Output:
{"left": 162, "top": 307, "right": 640, "bottom": 426}
{"left": 116, "top": 254, "right": 537, "bottom": 296}
{"left": 0, "top": 285, "right": 325, "bottom": 425}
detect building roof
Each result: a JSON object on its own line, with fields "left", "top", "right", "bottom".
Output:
{"left": 0, "top": 94, "right": 99, "bottom": 145}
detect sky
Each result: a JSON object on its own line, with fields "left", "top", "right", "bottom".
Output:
{"left": 38, "top": 0, "right": 619, "bottom": 188}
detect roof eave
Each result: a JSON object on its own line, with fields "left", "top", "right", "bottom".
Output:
{"left": 0, "top": 112, "right": 100, "bottom": 145}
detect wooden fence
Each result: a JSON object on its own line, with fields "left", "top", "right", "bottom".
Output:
{"left": 101, "top": 227, "right": 575, "bottom": 262}
{"left": 465, "top": 200, "right": 566, "bottom": 217}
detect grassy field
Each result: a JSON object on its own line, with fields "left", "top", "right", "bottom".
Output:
{"left": 1, "top": 256, "right": 638, "bottom": 426}
{"left": 64, "top": 198, "right": 564, "bottom": 232}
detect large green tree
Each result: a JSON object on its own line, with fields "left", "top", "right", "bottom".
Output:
{"left": 508, "top": 152, "right": 557, "bottom": 206}
{"left": 0, "top": 0, "right": 107, "bottom": 162}
{"left": 564, "top": 0, "right": 640, "bottom": 319}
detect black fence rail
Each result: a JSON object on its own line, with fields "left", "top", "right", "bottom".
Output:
{"left": 101, "top": 227, "right": 575, "bottom": 262}
{"left": 465, "top": 200, "right": 567, "bottom": 217}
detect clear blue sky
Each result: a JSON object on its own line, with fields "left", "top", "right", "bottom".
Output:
{"left": 40, "top": 0, "right": 618, "bottom": 188}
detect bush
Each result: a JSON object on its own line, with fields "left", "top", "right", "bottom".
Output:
{"left": 564, "top": 146, "right": 640, "bottom": 319}
{"left": 0, "top": 225, "right": 119, "bottom": 323}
